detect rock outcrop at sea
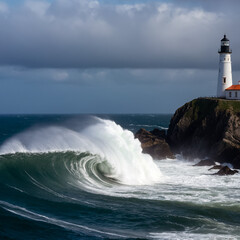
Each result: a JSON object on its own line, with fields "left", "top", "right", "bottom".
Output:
{"left": 167, "top": 98, "right": 240, "bottom": 169}
{"left": 214, "top": 166, "right": 239, "bottom": 176}
{"left": 194, "top": 159, "right": 216, "bottom": 166}
{"left": 135, "top": 128, "right": 175, "bottom": 160}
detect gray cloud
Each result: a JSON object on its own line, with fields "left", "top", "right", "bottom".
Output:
{"left": 2, "top": 64, "right": 240, "bottom": 113}
{"left": 0, "top": 66, "right": 220, "bottom": 113}
{"left": 0, "top": 0, "right": 239, "bottom": 69}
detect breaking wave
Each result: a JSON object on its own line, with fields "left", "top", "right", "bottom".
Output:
{"left": 0, "top": 117, "right": 161, "bottom": 188}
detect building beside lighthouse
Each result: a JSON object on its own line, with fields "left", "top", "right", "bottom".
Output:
{"left": 217, "top": 35, "right": 240, "bottom": 100}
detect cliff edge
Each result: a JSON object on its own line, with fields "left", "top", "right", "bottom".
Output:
{"left": 167, "top": 98, "right": 240, "bottom": 168}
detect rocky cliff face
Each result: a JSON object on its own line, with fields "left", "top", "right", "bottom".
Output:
{"left": 167, "top": 98, "right": 240, "bottom": 168}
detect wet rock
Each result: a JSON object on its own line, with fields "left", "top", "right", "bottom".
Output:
{"left": 194, "top": 159, "right": 215, "bottom": 166}
{"left": 214, "top": 166, "right": 238, "bottom": 176}
{"left": 135, "top": 128, "right": 175, "bottom": 160}
{"left": 150, "top": 129, "right": 166, "bottom": 139}
{"left": 208, "top": 165, "right": 222, "bottom": 170}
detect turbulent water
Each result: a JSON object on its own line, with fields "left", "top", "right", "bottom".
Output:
{"left": 0, "top": 115, "right": 240, "bottom": 240}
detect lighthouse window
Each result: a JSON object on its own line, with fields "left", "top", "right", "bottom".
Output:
{"left": 223, "top": 77, "right": 226, "bottom": 84}
{"left": 235, "top": 92, "right": 238, "bottom": 98}
{"left": 229, "top": 92, "right": 232, "bottom": 98}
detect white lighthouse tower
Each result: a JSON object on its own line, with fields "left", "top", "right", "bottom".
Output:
{"left": 217, "top": 35, "right": 233, "bottom": 98}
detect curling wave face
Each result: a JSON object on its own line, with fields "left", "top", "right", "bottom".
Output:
{"left": 0, "top": 117, "right": 162, "bottom": 186}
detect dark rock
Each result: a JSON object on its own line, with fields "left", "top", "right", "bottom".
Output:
{"left": 208, "top": 165, "right": 222, "bottom": 170}
{"left": 167, "top": 98, "right": 240, "bottom": 168}
{"left": 135, "top": 128, "right": 175, "bottom": 160}
{"left": 150, "top": 129, "right": 166, "bottom": 139}
{"left": 214, "top": 166, "right": 238, "bottom": 175}
{"left": 194, "top": 159, "right": 215, "bottom": 166}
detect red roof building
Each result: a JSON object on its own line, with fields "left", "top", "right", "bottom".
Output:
{"left": 225, "top": 84, "right": 240, "bottom": 99}
{"left": 225, "top": 85, "right": 240, "bottom": 91}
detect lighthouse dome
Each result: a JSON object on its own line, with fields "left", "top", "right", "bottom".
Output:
{"left": 221, "top": 34, "right": 229, "bottom": 41}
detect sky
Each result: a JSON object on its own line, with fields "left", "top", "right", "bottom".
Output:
{"left": 0, "top": 0, "right": 240, "bottom": 114}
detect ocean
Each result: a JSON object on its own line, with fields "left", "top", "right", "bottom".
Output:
{"left": 0, "top": 114, "right": 239, "bottom": 240}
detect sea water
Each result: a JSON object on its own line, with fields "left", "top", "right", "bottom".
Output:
{"left": 0, "top": 114, "right": 239, "bottom": 240}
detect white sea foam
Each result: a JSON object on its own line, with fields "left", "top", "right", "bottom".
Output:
{"left": 149, "top": 232, "right": 238, "bottom": 240}
{"left": 93, "top": 157, "right": 240, "bottom": 205}
{"left": 0, "top": 117, "right": 162, "bottom": 185}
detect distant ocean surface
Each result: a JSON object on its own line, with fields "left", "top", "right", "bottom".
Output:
{"left": 0, "top": 114, "right": 240, "bottom": 240}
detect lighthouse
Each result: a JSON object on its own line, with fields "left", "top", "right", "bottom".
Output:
{"left": 217, "top": 35, "right": 233, "bottom": 98}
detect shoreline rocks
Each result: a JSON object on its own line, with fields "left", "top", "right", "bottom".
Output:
{"left": 208, "top": 165, "right": 222, "bottom": 170}
{"left": 214, "top": 166, "right": 238, "bottom": 176}
{"left": 135, "top": 97, "right": 240, "bottom": 175}
{"left": 194, "top": 159, "right": 216, "bottom": 166}
{"left": 135, "top": 128, "right": 175, "bottom": 160}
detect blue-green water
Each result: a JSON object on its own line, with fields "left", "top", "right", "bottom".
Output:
{"left": 0, "top": 115, "right": 240, "bottom": 240}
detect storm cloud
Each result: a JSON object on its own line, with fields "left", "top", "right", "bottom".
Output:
{"left": 1, "top": 0, "right": 240, "bottom": 114}
{"left": 0, "top": 0, "right": 239, "bottom": 69}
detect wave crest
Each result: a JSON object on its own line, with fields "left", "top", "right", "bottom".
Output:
{"left": 0, "top": 117, "right": 162, "bottom": 185}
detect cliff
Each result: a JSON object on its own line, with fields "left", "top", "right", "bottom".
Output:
{"left": 167, "top": 98, "right": 240, "bottom": 168}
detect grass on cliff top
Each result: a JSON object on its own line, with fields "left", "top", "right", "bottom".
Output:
{"left": 215, "top": 98, "right": 240, "bottom": 113}
{"left": 184, "top": 97, "right": 240, "bottom": 120}
{"left": 203, "top": 97, "right": 240, "bottom": 113}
